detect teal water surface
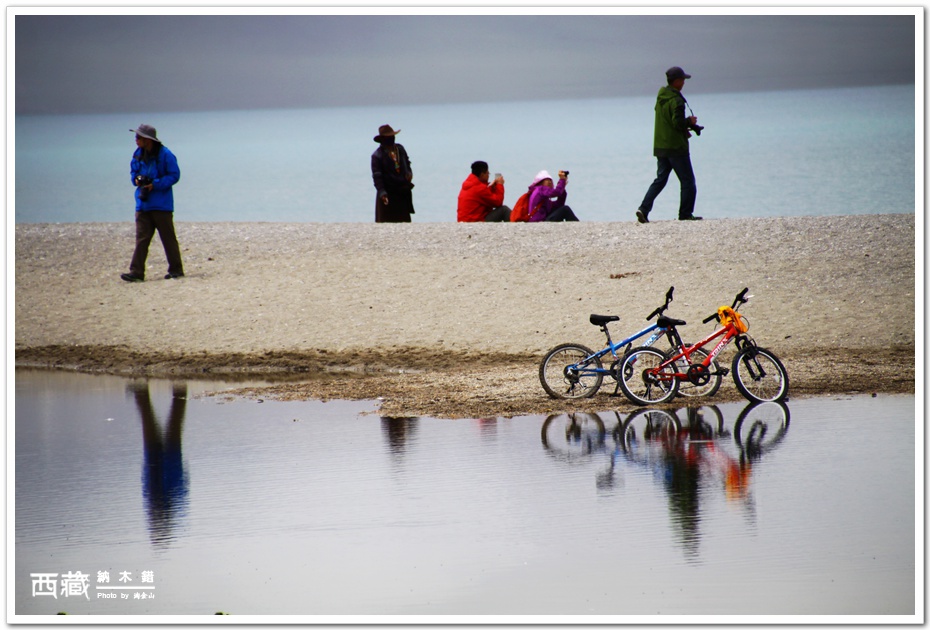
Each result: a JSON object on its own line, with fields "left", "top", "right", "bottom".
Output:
{"left": 15, "top": 85, "right": 915, "bottom": 224}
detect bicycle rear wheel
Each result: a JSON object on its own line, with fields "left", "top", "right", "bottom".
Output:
{"left": 618, "top": 346, "right": 679, "bottom": 405}
{"left": 540, "top": 413, "right": 607, "bottom": 461}
{"left": 731, "top": 346, "right": 789, "bottom": 403}
{"left": 539, "top": 343, "right": 603, "bottom": 399}
{"left": 618, "top": 408, "right": 681, "bottom": 454}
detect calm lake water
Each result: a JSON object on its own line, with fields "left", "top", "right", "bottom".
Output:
{"left": 13, "top": 369, "right": 918, "bottom": 621}
{"left": 15, "top": 85, "right": 915, "bottom": 224}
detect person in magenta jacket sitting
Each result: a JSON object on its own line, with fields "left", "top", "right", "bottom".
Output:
{"left": 527, "top": 170, "right": 579, "bottom": 222}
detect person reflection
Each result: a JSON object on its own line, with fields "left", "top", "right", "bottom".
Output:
{"left": 477, "top": 418, "right": 499, "bottom": 439}
{"left": 381, "top": 417, "right": 419, "bottom": 461}
{"left": 660, "top": 426, "right": 704, "bottom": 560}
{"left": 130, "top": 381, "right": 189, "bottom": 549}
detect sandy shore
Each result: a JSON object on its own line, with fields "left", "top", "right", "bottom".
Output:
{"left": 15, "top": 215, "right": 916, "bottom": 417}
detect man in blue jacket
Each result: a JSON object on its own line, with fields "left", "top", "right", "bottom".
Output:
{"left": 121, "top": 124, "right": 184, "bottom": 282}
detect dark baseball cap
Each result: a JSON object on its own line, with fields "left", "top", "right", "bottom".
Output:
{"left": 666, "top": 66, "right": 692, "bottom": 81}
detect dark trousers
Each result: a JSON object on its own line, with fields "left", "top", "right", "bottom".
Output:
{"left": 484, "top": 206, "right": 511, "bottom": 222}
{"left": 639, "top": 154, "right": 697, "bottom": 219}
{"left": 545, "top": 204, "right": 579, "bottom": 222}
{"left": 130, "top": 211, "right": 184, "bottom": 278}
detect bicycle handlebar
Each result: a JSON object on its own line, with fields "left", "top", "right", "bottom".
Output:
{"left": 732, "top": 287, "right": 750, "bottom": 309}
{"left": 646, "top": 286, "right": 675, "bottom": 321}
{"left": 703, "top": 288, "right": 751, "bottom": 324}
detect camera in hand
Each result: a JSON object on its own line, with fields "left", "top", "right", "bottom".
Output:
{"left": 135, "top": 175, "right": 153, "bottom": 201}
{"left": 690, "top": 123, "right": 704, "bottom": 136}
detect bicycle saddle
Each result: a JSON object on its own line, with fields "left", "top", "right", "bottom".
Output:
{"left": 657, "top": 315, "right": 687, "bottom": 328}
{"left": 589, "top": 314, "right": 620, "bottom": 326}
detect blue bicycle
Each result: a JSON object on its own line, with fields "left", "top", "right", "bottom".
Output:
{"left": 539, "top": 287, "right": 668, "bottom": 399}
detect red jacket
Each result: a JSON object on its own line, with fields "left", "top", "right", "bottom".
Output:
{"left": 457, "top": 174, "right": 505, "bottom": 222}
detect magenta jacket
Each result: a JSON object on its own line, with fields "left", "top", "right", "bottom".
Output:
{"left": 527, "top": 178, "right": 567, "bottom": 222}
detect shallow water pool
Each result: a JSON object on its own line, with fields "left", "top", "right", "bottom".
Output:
{"left": 12, "top": 370, "right": 918, "bottom": 620}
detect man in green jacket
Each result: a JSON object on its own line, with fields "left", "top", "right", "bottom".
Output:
{"left": 635, "top": 66, "right": 702, "bottom": 222}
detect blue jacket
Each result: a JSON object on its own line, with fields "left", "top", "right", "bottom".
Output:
{"left": 130, "top": 145, "right": 180, "bottom": 211}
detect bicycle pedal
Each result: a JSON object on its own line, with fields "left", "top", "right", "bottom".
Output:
{"left": 716, "top": 368, "right": 730, "bottom": 377}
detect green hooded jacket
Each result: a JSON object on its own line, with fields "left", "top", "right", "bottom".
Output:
{"left": 653, "top": 85, "right": 690, "bottom": 157}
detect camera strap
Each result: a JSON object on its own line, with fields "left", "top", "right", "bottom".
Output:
{"left": 683, "top": 97, "right": 697, "bottom": 119}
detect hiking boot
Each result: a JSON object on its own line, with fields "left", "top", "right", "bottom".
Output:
{"left": 636, "top": 209, "right": 649, "bottom": 224}
{"left": 679, "top": 215, "right": 703, "bottom": 221}
{"left": 164, "top": 273, "right": 185, "bottom": 280}
{"left": 120, "top": 273, "right": 144, "bottom": 282}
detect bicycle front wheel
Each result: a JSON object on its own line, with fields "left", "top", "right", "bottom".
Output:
{"left": 734, "top": 401, "right": 791, "bottom": 458}
{"left": 539, "top": 343, "right": 603, "bottom": 399}
{"left": 731, "top": 346, "right": 789, "bottom": 403}
{"left": 668, "top": 346, "right": 722, "bottom": 399}
{"left": 618, "top": 346, "right": 679, "bottom": 406}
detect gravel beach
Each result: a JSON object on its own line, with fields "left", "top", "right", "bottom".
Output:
{"left": 15, "top": 214, "right": 916, "bottom": 417}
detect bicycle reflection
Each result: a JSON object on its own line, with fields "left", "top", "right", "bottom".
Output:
{"left": 128, "top": 381, "right": 190, "bottom": 549}
{"left": 540, "top": 402, "right": 790, "bottom": 558}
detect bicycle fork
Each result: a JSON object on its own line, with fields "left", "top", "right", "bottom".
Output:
{"left": 738, "top": 347, "right": 768, "bottom": 382}
{"left": 732, "top": 336, "right": 768, "bottom": 382}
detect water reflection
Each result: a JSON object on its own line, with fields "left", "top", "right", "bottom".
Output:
{"left": 129, "top": 381, "right": 189, "bottom": 549}
{"left": 380, "top": 417, "right": 419, "bottom": 462}
{"left": 15, "top": 369, "right": 915, "bottom": 616}
{"left": 733, "top": 401, "right": 792, "bottom": 462}
{"left": 541, "top": 402, "right": 791, "bottom": 560}
{"left": 540, "top": 412, "right": 607, "bottom": 464}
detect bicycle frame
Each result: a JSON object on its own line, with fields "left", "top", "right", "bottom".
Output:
{"left": 653, "top": 318, "right": 743, "bottom": 382}
{"left": 650, "top": 310, "right": 746, "bottom": 382}
{"left": 639, "top": 287, "right": 757, "bottom": 386}
{"left": 570, "top": 322, "right": 674, "bottom": 377}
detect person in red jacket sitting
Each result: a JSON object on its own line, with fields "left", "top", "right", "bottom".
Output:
{"left": 457, "top": 161, "right": 510, "bottom": 222}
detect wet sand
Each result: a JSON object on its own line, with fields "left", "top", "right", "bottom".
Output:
{"left": 15, "top": 215, "right": 916, "bottom": 417}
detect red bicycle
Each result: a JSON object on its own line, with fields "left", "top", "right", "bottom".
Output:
{"left": 618, "top": 288, "right": 789, "bottom": 405}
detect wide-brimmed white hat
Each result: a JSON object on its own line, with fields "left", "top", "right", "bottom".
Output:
{"left": 531, "top": 170, "right": 553, "bottom": 186}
